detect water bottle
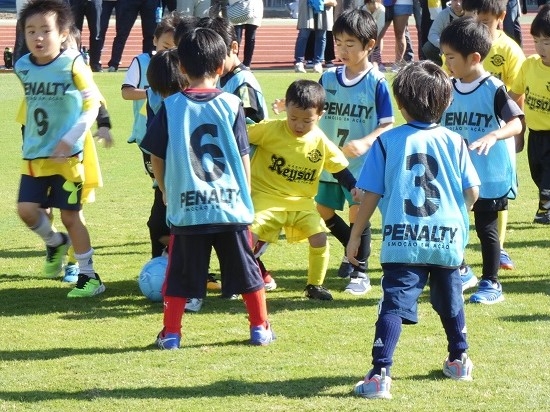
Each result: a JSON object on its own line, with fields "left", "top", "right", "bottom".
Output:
{"left": 155, "top": 6, "right": 163, "bottom": 23}
{"left": 3, "top": 47, "right": 13, "bottom": 69}
{"left": 81, "top": 46, "right": 90, "bottom": 65}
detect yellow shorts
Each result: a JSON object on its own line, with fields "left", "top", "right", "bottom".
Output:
{"left": 251, "top": 209, "right": 328, "bottom": 243}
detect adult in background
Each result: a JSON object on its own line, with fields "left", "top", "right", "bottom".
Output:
{"left": 503, "top": 0, "right": 522, "bottom": 46}
{"left": 378, "top": 0, "right": 413, "bottom": 70}
{"left": 176, "top": 0, "right": 211, "bottom": 17}
{"left": 233, "top": 0, "right": 264, "bottom": 69}
{"left": 14, "top": 0, "right": 29, "bottom": 64}
{"left": 294, "top": 0, "right": 337, "bottom": 74}
{"left": 106, "top": 0, "right": 157, "bottom": 71}
{"left": 98, "top": 0, "right": 116, "bottom": 68}
{"left": 68, "top": 0, "right": 103, "bottom": 72}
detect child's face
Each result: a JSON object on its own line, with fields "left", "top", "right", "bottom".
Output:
{"left": 334, "top": 32, "right": 371, "bottom": 68}
{"left": 154, "top": 32, "right": 176, "bottom": 51}
{"left": 441, "top": 44, "right": 476, "bottom": 81}
{"left": 285, "top": 103, "right": 321, "bottom": 137}
{"left": 475, "top": 11, "right": 503, "bottom": 37}
{"left": 450, "top": 0, "right": 463, "bottom": 15}
{"left": 533, "top": 35, "right": 550, "bottom": 66}
{"left": 24, "top": 12, "right": 67, "bottom": 65}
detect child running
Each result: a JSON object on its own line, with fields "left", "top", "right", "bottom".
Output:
{"left": 14, "top": 0, "right": 105, "bottom": 297}
{"left": 348, "top": 61, "right": 480, "bottom": 399}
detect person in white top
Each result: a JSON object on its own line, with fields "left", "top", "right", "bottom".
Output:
{"left": 233, "top": 0, "right": 264, "bottom": 68}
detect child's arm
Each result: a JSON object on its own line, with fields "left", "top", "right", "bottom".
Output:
{"left": 121, "top": 57, "right": 147, "bottom": 101}
{"left": 241, "top": 153, "right": 252, "bottom": 192}
{"left": 468, "top": 87, "right": 524, "bottom": 155}
{"left": 464, "top": 186, "right": 479, "bottom": 211}
{"left": 346, "top": 191, "right": 381, "bottom": 266}
{"left": 93, "top": 101, "right": 114, "bottom": 148}
{"left": 151, "top": 155, "right": 166, "bottom": 204}
{"left": 342, "top": 121, "right": 393, "bottom": 158}
{"left": 52, "top": 63, "right": 100, "bottom": 158}
{"left": 507, "top": 90, "right": 526, "bottom": 153}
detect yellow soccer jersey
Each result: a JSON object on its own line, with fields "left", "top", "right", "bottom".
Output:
{"left": 483, "top": 30, "right": 525, "bottom": 90}
{"left": 248, "top": 119, "right": 349, "bottom": 212}
{"left": 511, "top": 55, "right": 550, "bottom": 131}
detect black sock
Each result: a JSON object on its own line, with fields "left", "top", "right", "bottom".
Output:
{"left": 324, "top": 214, "right": 350, "bottom": 248}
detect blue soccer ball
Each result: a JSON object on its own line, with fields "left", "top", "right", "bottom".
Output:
{"left": 138, "top": 256, "right": 168, "bottom": 302}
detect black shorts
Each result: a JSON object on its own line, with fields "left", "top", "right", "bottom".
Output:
{"left": 18, "top": 174, "right": 82, "bottom": 211}
{"left": 164, "top": 228, "right": 264, "bottom": 298}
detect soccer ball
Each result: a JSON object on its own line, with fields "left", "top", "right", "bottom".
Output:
{"left": 138, "top": 256, "right": 168, "bottom": 302}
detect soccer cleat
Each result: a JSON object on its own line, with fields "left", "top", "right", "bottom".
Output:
{"left": 250, "top": 322, "right": 276, "bottom": 346}
{"left": 344, "top": 273, "right": 372, "bottom": 295}
{"left": 533, "top": 209, "right": 550, "bottom": 224}
{"left": 44, "top": 233, "right": 70, "bottom": 278}
{"left": 469, "top": 279, "right": 504, "bottom": 304}
{"left": 312, "top": 63, "right": 323, "bottom": 73}
{"left": 156, "top": 329, "right": 181, "bottom": 350}
{"left": 263, "top": 272, "right": 277, "bottom": 291}
{"left": 443, "top": 353, "right": 473, "bottom": 381}
{"left": 184, "top": 298, "right": 203, "bottom": 313}
{"left": 354, "top": 368, "right": 392, "bottom": 399}
{"left": 460, "top": 265, "right": 478, "bottom": 292}
{"left": 207, "top": 273, "right": 221, "bottom": 291}
{"left": 499, "top": 249, "right": 514, "bottom": 270}
{"left": 62, "top": 263, "right": 79, "bottom": 283}
{"left": 67, "top": 273, "right": 105, "bottom": 298}
{"left": 294, "top": 62, "right": 306, "bottom": 73}
{"left": 337, "top": 256, "right": 353, "bottom": 278}
{"left": 304, "top": 284, "right": 333, "bottom": 300}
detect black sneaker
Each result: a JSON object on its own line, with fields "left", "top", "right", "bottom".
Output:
{"left": 533, "top": 209, "right": 550, "bottom": 224}
{"left": 304, "top": 284, "right": 333, "bottom": 300}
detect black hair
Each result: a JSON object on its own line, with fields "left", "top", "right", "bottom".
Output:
{"left": 147, "top": 48, "right": 188, "bottom": 97}
{"left": 174, "top": 15, "right": 200, "bottom": 45}
{"left": 392, "top": 61, "right": 452, "bottom": 123}
{"left": 63, "top": 25, "right": 81, "bottom": 50}
{"left": 285, "top": 79, "right": 326, "bottom": 114}
{"left": 531, "top": 4, "right": 550, "bottom": 38}
{"left": 154, "top": 10, "right": 187, "bottom": 40}
{"left": 196, "top": 17, "right": 236, "bottom": 56}
{"left": 18, "top": 0, "right": 73, "bottom": 35}
{"left": 177, "top": 27, "right": 226, "bottom": 79}
{"left": 461, "top": 0, "right": 506, "bottom": 15}
{"left": 440, "top": 16, "right": 491, "bottom": 60}
{"left": 332, "top": 8, "right": 377, "bottom": 48}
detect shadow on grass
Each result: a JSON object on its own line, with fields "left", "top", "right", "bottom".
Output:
{"left": 0, "top": 376, "right": 356, "bottom": 401}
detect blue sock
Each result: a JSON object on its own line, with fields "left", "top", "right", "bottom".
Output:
{"left": 440, "top": 308, "right": 468, "bottom": 361}
{"left": 369, "top": 313, "right": 402, "bottom": 378}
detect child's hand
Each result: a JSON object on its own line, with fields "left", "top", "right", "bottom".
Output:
{"left": 468, "top": 134, "right": 497, "bottom": 155}
{"left": 346, "top": 236, "right": 362, "bottom": 266}
{"left": 94, "top": 127, "right": 114, "bottom": 148}
{"left": 51, "top": 140, "right": 72, "bottom": 162}
{"left": 515, "top": 131, "right": 525, "bottom": 153}
{"left": 272, "top": 98, "right": 286, "bottom": 115}
{"left": 342, "top": 137, "right": 374, "bottom": 158}
{"left": 351, "top": 187, "right": 363, "bottom": 203}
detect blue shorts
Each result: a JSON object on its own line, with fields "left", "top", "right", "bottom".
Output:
{"left": 315, "top": 182, "right": 358, "bottom": 211}
{"left": 385, "top": 4, "right": 413, "bottom": 21}
{"left": 164, "top": 228, "right": 264, "bottom": 299}
{"left": 379, "top": 264, "right": 463, "bottom": 324}
{"left": 18, "top": 174, "right": 82, "bottom": 211}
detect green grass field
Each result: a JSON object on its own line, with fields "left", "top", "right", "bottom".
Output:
{"left": 0, "top": 71, "right": 549, "bottom": 411}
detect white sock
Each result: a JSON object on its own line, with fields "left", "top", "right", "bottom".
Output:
{"left": 31, "top": 212, "right": 62, "bottom": 247}
{"left": 74, "top": 249, "right": 96, "bottom": 278}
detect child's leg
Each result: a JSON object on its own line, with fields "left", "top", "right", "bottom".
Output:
{"left": 440, "top": 308, "right": 469, "bottom": 361}
{"left": 349, "top": 204, "right": 371, "bottom": 274}
{"left": 318, "top": 204, "right": 350, "bottom": 248}
{"left": 148, "top": 187, "right": 170, "bottom": 258}
{"left": 19, "top": 203, "right": 64, "bottom": 247}
{"left": 497, "top": 210, "right": 507, "bottom": 249}
{"left": 60, "top": 209, "right": 94, "bottom": 275}
{"left": 306, "top": 232, "right": 329, "bottom": 286}
{"left": 370, "top": 313, "right": 402, "bottom": 378}
{"left": 473, "top": 210, "right": 500, "bottom": 283}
